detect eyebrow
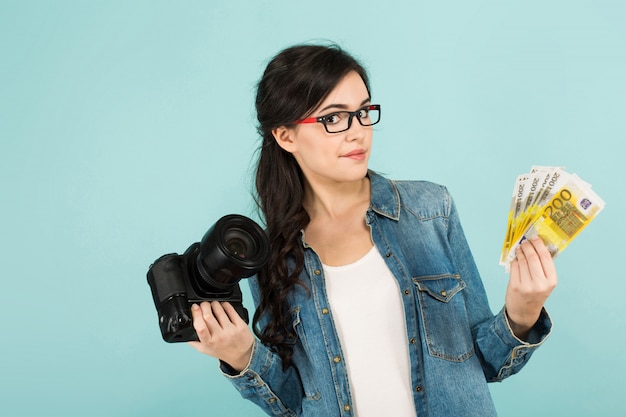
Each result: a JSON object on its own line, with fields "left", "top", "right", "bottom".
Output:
{"left": 318, "top": 98, "right": 371, "bottom": 114}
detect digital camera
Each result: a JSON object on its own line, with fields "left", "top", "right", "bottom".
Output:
{"left": 147, "top": 214, "right": 269, "bottom": 342}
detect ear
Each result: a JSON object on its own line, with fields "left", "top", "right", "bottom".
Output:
{"left": 271, "top": 126, "right": 297, "bottom": 154}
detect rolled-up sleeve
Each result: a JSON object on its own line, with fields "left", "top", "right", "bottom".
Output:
{"left": 445, "top": 190, "right": 553, "bottom": 382}
{"left": 217, "top": 278, "right": 305, "bottom": 416}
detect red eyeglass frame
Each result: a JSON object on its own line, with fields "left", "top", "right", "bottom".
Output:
{"left": 293, "top": 104, "right": 380, "bottom": 126}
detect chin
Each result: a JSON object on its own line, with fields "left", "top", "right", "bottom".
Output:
{"left": 341, "top": 165, "right": 369, "bottom": 182}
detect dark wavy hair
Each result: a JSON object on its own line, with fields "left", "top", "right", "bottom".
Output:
{"left": 252, "top": 44, "right": 370, "bottom": 369}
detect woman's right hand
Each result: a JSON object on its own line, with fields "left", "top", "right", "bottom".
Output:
{"left": 188, "top": 301, "right": 255, "bottom": 373}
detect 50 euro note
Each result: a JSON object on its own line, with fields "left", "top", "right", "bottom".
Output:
{"left": 500, "top": 168, "right": 605, "bottom": 270}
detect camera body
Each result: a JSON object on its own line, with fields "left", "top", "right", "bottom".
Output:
{"left": 147, "top": 214, "right": 269, "bottom": 343}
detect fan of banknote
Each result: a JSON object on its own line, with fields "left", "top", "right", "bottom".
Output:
{"left": 500, "top": 166, "right": 605, "bottom": 270}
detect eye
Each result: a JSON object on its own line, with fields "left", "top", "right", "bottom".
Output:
{"left": 322, "top": 113, "right": 344, "bottom": 125}
{"left": 357, "top": 107, "right": 370, "bottom": 119}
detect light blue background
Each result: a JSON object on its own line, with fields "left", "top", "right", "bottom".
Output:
{"left": 2, "top": 1, "right": 624, "bottom": 416}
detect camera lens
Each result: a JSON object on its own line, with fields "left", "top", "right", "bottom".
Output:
{"left": 194, "top": 214, "right": 270, "bottom": 291}
{"left": 224, "top": 227, "right": 256, "bottom": 259}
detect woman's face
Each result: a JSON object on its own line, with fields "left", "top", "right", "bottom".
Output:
{"left": 273, "top": 71, "right": 373, "bottom": 188}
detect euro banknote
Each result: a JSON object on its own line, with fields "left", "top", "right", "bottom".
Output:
{"left": 500, "top": 166, "right": 605, "bottom": 270}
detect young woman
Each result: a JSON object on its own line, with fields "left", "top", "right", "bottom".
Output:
{"left": 189, "top": 44, "right": 557, "bottom": 417}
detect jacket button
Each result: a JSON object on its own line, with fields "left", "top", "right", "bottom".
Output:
{"left": 415, "top": 386, "right": 423, "bottom": 392}
{"left": 268, "top": 397, "right": 277, "bottom": 403}
{"left": 344, "top": 404, "right": 351, "bottom": 411}
{"left": 385, "top": 252, "right": 391, "bottom": 257}
{"left": 404, "top": 289, "right": 410, "bottom": 295}
{"left": 410, "top": 338, "right": 416, "bottom": 344}
{"left": 440, "top": 290, "right": 447, "bottom": 297}
{"left": 333, "top": 355, "right": 341, "bottom": 363}
{"left": 314, "top": 269, "right": 321, "bottom": 275}
{"left": 322, "top": 308, "right": 329, "bottom": 315}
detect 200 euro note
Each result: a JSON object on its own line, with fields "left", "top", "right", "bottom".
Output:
{"left": 500, "top": 174, "right": 531, "bottom": 264}
{"left": 511, "top": 167, "right": 569, "bottom": 248}
{"left": 501, "top": 167, "right": 605, "bottom": 270}
{"left": 500, "top": 169, "right": 561, "bottom": 264}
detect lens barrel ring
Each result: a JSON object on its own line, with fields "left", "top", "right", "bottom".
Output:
{"left": 196, "top": 214, "right": 270, "bottom": 289}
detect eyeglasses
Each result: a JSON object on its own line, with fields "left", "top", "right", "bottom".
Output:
{"left": 294, "top": 104, "right": 381, "bottom": 133}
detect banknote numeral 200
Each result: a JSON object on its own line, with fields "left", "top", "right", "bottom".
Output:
{"left": 543, "top": 189, "right": 572, "bottom": 217}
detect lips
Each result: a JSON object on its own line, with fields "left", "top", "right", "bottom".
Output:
{"left": 342, "top": 149, "right": 367, "bottom": 160}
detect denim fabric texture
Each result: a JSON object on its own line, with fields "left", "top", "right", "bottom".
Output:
{"left": 220, "top": 171, "right": 552, "bottom": 417}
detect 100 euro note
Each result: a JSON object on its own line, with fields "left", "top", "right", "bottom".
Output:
{"left": 500, "top": 167, "right": 605, "bottom": 270}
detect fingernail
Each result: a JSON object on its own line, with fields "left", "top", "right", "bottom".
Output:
{"left": 191, "top": 303, "right": 199, "bottom": 311}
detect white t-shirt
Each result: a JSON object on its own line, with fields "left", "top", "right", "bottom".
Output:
{"left": 323, "top": 246, "right": 417, "bottom": 417}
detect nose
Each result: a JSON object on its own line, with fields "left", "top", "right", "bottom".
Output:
{"left": 345, "top": 114, "right": 366, "bottom": 140}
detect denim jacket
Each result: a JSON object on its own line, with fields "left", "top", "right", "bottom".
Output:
{"left": 221, "top": 171, "right": 552, "bottom": 417}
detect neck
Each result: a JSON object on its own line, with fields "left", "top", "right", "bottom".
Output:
{"left": 302, "top": 175, "right": 370, "bottom": 221}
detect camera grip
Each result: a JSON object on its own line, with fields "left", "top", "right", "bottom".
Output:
{"left": 148, "top": 254, "right": 197, "bottom": 342}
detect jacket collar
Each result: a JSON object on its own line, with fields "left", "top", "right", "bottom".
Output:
{"left": 368, "top": 170, "right": 400, "bottom": 221}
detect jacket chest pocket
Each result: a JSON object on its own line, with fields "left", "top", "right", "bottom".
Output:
{"left": 413, "top": 274, "right": 475, "bottom": 362}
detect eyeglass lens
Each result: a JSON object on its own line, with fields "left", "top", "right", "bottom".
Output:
{"left": 324, "top": 107, "right": 380, "bottom": 133}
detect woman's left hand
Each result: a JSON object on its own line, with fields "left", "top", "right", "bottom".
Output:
{"left": 505, "top": 236, "right": 558, "bottom": 340}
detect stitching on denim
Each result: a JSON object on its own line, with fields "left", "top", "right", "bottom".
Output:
{"left": 414, "top": 275, "right": 475, "bottom": 362}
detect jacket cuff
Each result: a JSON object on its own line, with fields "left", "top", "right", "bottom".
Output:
{"left": 219, "top": 339, "right": 262, "bottom": 380}
{"left": 218, "top": 340, "right": 298, "bottom": 415}
{"left": 490, "top": 307, "right": 553, "bottom": 381}
{"left": 497, "top": 307, "right": 552, "bottom": 347}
